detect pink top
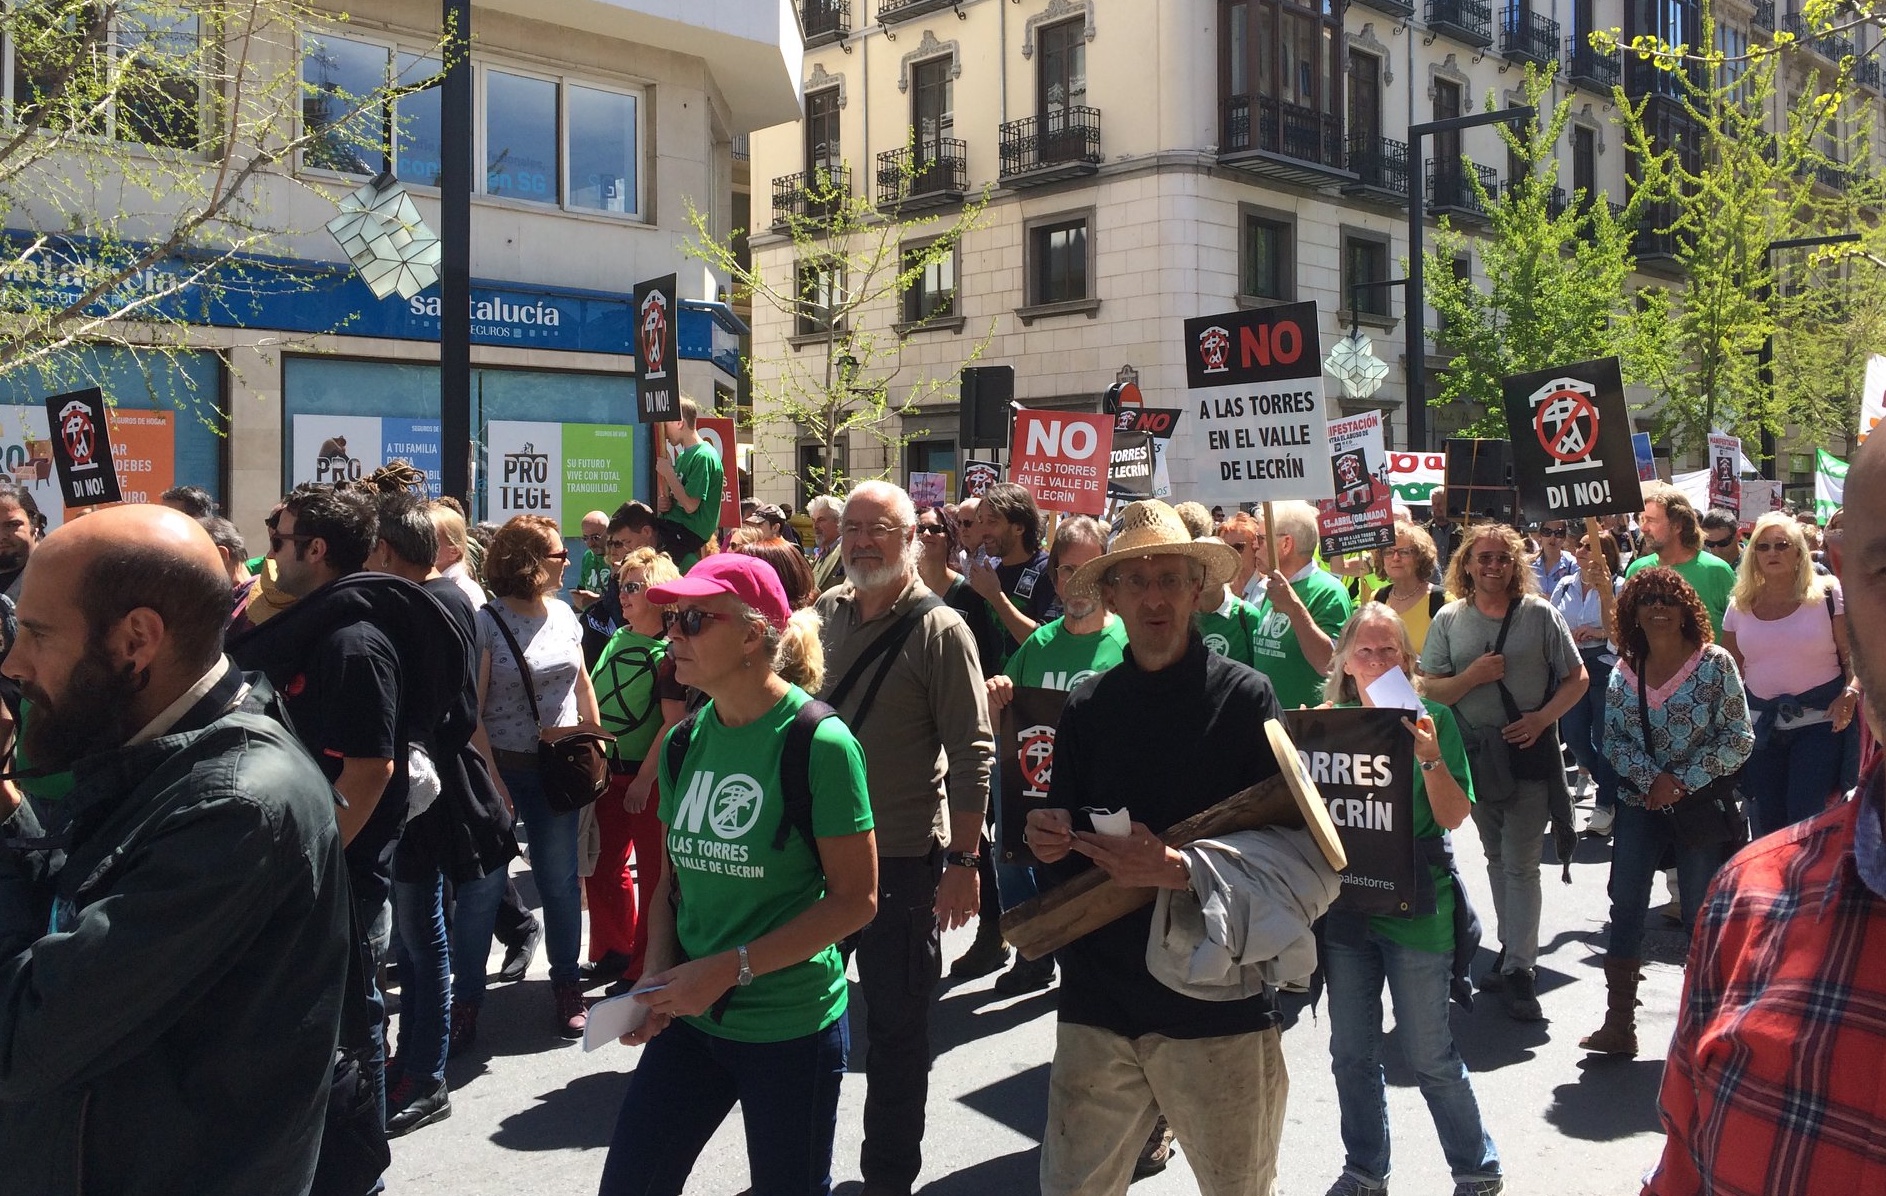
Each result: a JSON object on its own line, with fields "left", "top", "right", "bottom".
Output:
{"left": 1722, "top": 584, "right": 1844, "bottom": 700}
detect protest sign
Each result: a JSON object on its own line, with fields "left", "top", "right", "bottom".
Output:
{"left": 1176, "top": 301, "right": 1333, "bottom": 505}
{"left": 0, "top": 406, "right": 173, "bottom": 529}
{"left": 961, "top": 458, "right": 1000, "bottom": 500}
{"left": 1860, "top": 354, "right": 1885, "bottom": 445}
{"left": 695, "top": 416, "right": 742, "bottom": 528}
{"left": 1284, "top": 706, "right": 1420, "bottom": 916}
{"left": 1816, "top": 448, "right": 1847, "bottom": 522}
{"left": 44, "top": 387, "right": 122, "bottom": 508}
{"left": 632, "top": 274, "right": 680, "bottom": 422}
{"left": 1010, "top": 409, "right": 1112, "bottom": 516}
{"left": 909, "top": 471, "right": 950, "bottom": 508}
{"left": 1632, "top": 432, "right": 1657, "bottom": 482}
{"left": 1107, "top": 431, "right": 1155, "bottom": 499}
{"left": 1707, "top": 433, "right": 1741, "bottom": 514}
{"left": 1672, "top": 468, "right": 1710, "bottom": 514}
{"left": 1739, "top": 479, "right": 1780, "bottom": 521}
{"left": 1115, "top": 407, "right": 1181, "bottom": 499}
{"left": 1315, "top": 410, "right": 1394, "bottom": 556}
{"left": 997, "top": 687, "right": 1069, "bottom": 865}
{"left": 1500, "top": 356, "right": 1641, "bottom": 521}
{"left": 1388, "top": 450, "right": 1445, "bottom": 506}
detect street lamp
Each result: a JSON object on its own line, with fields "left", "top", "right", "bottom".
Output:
{"left": 1404, "top": 105, "right": 1536, "bottom": 452}
{"left": 1756, "top": 231, "right": 1860, "bottom": 480}
{"left": 439, "top": 0, "right": 473, "bottom": 503}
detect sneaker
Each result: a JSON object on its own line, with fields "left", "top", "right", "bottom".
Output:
{"left": 447, "top": 1003, "right": 479, "bottom": 1057}
{"left": 1504, "top": 968, "right": 1544, "bottom": 1021}
{"left": 496, "top": 918, "right": 542, "bottom": 984}
{"left": 1324, "top": 1177, "right": 1387, "bottom": 1196}
{"left": 1133, "top": 1116, "right": 1174, "bottom": 1180}
{"left": 1478, "top": 947, "right": 1507, "bottom": 993}
{"left": 553, "top": 980, "right": 589, "bottom": 1039}
{"left": 385, "top": 1075, "right": 451, "bottom": 1138}
{"left": 993, "top": 954, "right": 1056, "bottom": 996}
{"left": 950, "top": 933, "right": 1011, "bottom": 980}
{"left": 1585, "top": 805, "right": 1616, "bottom": 837}
{"left": 1452, "top": 1180, "right": 1504, "bottom": 1196}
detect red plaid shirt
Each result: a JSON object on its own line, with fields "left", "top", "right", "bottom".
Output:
{"left": 1646, "top": 781, "right": 1886, "bottom": 1195}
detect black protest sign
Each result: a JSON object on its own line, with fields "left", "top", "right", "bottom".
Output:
{"left": 961, "top": 459, "right": 1000, "bottom": 500}
{"left": 44, "top": 387, "right": 123, "bottom": 508}
{"left": 633, "top": 274, "right": 681, "bottom": 422}
{"left": 998, "top": 686, "right": 1068, "bottom": 865}
{"left": 1107, "top": 430, "right": 1155, "bottom": 499}
{"left": 1283, "top": 707, "right": 1419, "bottom": 916}
{"left": 1501, "top": 356, "right": 1642, "bottom": 521}
{"left": 1179, "top": 301, "right": 1332, "bottom": 506}
{"left": 1114, "top": 406, "right": 1183, "bottom": 440}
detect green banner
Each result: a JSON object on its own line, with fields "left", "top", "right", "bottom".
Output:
{"left": 1816, "top": 448, "right": 1847, "bottom": 523}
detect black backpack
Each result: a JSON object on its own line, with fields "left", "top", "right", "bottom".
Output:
{"left": 663, "top": 698, "right": 838, "bottom": 858}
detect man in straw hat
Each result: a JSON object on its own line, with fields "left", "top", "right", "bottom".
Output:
{"left": 1024, "top": 499, "right": 1293, "bottom": 1196}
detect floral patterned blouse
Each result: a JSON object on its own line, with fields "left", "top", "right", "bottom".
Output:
{"left": 1603, "top": 643, "right": 1754, "bottom": 806}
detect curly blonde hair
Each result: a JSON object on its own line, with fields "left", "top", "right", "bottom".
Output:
{"left": 1441, "top": 523, "right": 1539, "bottom": 602}
{"left": 1730, "top": 511, "right": 1830, "bottom": 612}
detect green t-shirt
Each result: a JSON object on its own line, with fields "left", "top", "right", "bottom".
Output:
{"left": 1251, "top": 567, "right": 1355, "bottom": 709}
{"left": 656, "top": 686, "right": 873, "bottom": 1043}
{"left": 592, "top": 628, "right": 668, "bottom": 763}
{"left": 670, "top": 441, "right": 725, "bottom": 553}
{"left": 1002, "top": 616, "right": 1128, "bottom": 691}
{"left": 1194, "top": 593, "right": 1262, "bottom": 667}
{"left": 14, "top": 701, "right": 73, "bottom": 804}
{"left": 1624, "top": 549, "right": 1736, "bottom": 636}
{"left": 579, "top": 549, "right": 611, "bottom": 594}
{"left": 1343, "top": 697, "right": 1475, "bottom": 954}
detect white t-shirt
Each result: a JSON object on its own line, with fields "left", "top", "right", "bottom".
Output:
{"left": 477, "top": 599, "right": 584, "bottom": 753}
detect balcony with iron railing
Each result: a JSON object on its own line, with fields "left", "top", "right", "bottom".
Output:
{"left": 1501, "top": 5, "right": 1560, "bottom": 66}
{"left": 1633, "top": 199, "right": 1683, "bottom": 265}
{"left": 1353, "top": 0, "right": 1416, "bottom": 17}
{"left": 876, "top": 140, "right": 968, "bottom": 210}
{"left": 1426, "top": 0, "right": 1494, "bottom": 48}
{"left": 1752, "top": 0, "right": 1775, "bottom": 31}
{"left": 1219, "top": 94, "right": 1350, "bottom": 185}
{"left": 1782, "top": 13, "right": 1856, "bottom": 61}
{"left": 876, "top": 0, "right": 957, "bottom": 24}
{"left": 800, "top": 0, "right": 849, "bottom": 47}
{"left": 1502, "top": 177, "right": 1569, "bottom": 217}
{"left": 1426, "top": 158, "right": 1498, "bottom": 219}
{"left": 1859, "top": 56, "right": 1882, "bottom": 89}
{"left": 1343, "top": 134, "right": 1412, "bottom": 203}
{"left": 771, "top": 164, "right": 851, "bottom": 230}
{"left": 998, "top": 107, "right": 1102, "bottom": 186}
{"left": 1566, "top": 38, "right": 1621, "bottom": 90}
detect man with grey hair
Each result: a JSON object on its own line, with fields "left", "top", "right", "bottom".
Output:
{"left": 1249, "top": 499, "right": 1353, "bottom": 710}
{"left": 809, "top": 493, "right": 846, "bottom": 591}
{"left": 815, "top": 480, "right": 994, "bottom": 1196}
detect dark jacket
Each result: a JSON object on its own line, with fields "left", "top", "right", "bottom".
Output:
{"left": 0, "top": 667, "right": 350, "bottom": 1196}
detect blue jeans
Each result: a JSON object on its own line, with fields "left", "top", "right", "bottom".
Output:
{"left": 598, "top": 1015, "right": 849, "bottom": 1196}
{"left": 392, "top": 874, "right": 451, "bottom": 1085}
{"left": 1326, "top": 930, "right": 1501, "bottom": 1187}
{"left": 449, "top": 864, "right": 518, "bottom": 1007}
{"left": 1606, "top": 801, "right": 1725, "bottom": 958}
{"left": 1561, "top": 653, "right": 1619, "bottom": 811}
{"left": 1744, "top": 720, "right": 1842, "bottom": 837}
{"left": 499, "top": 764, "right": 583, "bottom": 983}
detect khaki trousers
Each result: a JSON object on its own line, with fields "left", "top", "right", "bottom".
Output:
{"left": 1040, "top": 1021, "right": 1287, "bottom": 1196}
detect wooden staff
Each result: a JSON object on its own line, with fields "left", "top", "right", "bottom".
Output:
{"left": 1584, "top": 514, "right": 1618, "bottom": 643}
{"left": 1262, "top": 500, "right": 1281, "bottom": 573}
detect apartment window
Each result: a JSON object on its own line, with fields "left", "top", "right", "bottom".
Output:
{"left": 1030, "top": 217, "right": 1090, "bottom": 305}
{"left": 901, "top": 240, "right": 956, "bottom": 323}
{"left": 912, "top": 56, "right": 952, "bottom": 155}
{"left": 395, "top": 54, "right": 443, "bottom": 186}
{"left": 1219, "top": 0, "right": 1344, "bottom": 154}
{"left": 805, "top": 86, "right": 840, "bottom": 173}
{"left": 1038, "top": 18, "right": 1086, "bottom": 118}
{"left": 569, "top": 84, "right": 637, "bottom": 213}
{"left": 9, "top": 3, "right": 202, "bottom": 148}
{"left": 1240, "top": 211, "right": 1293, "bottom": 301}
{"left": 485, "top": 70, "right": 558, "bottom": 202}
{"left": 794, "top": 259, "right": 846, "bottom": 337}
{"left": 1572, "top": 125, "right": 1596, "bottom": 200}
{"left": 303, "top": 34, "right": 444, "bottom": 183}
{"left": 1344, "top": 234, "right": 1391, "bottom": 316}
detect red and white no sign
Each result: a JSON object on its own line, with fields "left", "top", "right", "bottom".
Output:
{"left": 1009, "top": 409, "right": 1113, "bottom": 516}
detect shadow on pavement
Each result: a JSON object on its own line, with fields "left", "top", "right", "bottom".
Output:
{"left": 954, "top": 1062, "right": 1050, "bottom": 1142}
{"left": 1545, "top": 1056, "right": 1668, "bottom": 1140}
{"left": 917, "top": 1147, "right": 1042, "bottom": 1194}
{"left": 843, "top": 981, "right": 1059, "bottom": 1074}
{"left": 488, "top": 1068, "right": 632, "bottom": 1152}
{"left": 442, "top": 979, "right": 586, "bottom": 1063}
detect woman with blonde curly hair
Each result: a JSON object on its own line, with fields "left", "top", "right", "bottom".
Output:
{"left": 1720, "top": 511, "right": 1859, "bottom": 835}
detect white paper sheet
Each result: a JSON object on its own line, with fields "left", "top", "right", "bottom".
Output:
{"left": 1082, "top": 807, "right": 1131, "bottom": 836}
{"left": 1364, "top": 668, "right": 1425, "bottom": 713}
{"left": 581, "top": 986, "right": 664, "bottom": 1052}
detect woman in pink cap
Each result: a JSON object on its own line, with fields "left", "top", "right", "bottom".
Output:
{"left": 598, "top": 553, "right": 878, "bottom": 1196}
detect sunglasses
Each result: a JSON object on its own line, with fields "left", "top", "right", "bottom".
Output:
{"left": 1637, "top": 593, "right": 1680, "bottom": 609}
{"left": 1704, "top": 537, "right": 1736, "bottom": 549}
{"left": 1540, "top": 527, "right": 1567, "bottom": 538}
{"left": 918, "top": 524, "right": 950, "bottom": 536}
{"left": 663, "top": 607, "right": 737, "bottom": 637}
{"left": 1474, "top": 552, "right": 1514, "bottom": 566}
{"left": 1753, "top": 541, "right": 1793, "bottom": 553}
{"left": 1223, "top": 540, "right": 1252, "bottom": 552}
{"left": 619, "top": 580, "right": 646, "bottom": 596}
{"left": 548, "top": 550, "right": 570, "bottom": 563}
{"left": 268, "top": 532, "right": 316, "bottom": 553}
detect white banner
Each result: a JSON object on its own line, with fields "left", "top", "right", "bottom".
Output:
{"left": 1861, "top": 353, "right": 1886, "bottom": 445}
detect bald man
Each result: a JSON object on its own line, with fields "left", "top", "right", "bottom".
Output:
{"left": 0, "top": 505, "right": 351, "bottom": 1195}
{"left": 1645, "top": 441, "right": 1886, "bottom": 1196}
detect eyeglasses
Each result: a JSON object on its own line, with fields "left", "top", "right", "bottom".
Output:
{"left": 1105, "top": 570, "right": 1196, "bottom": 597}
{"left": 1637, "top": 593, "right": 1680, "bottom": 609}
{"left": 663, "top": 607, "right": 737, "bottom": 637}
{"left": 1704, "top": 537, "right": 1736, "bottom": 549}
{"left": 548, "top": 550, "right": 570, "bottom": 563}
{"left": 842, "top": 521, "right": 909, "bottom": 540}
{"left": 917, "top": 524, "right": 950, "bottom": 537}
{"left": 1540, "top": 527, "right": 1568, "bottom": 538}
{"left": 1382, "top": 546, "right": 1416, "bottom": 559}
{"left": 268, "top": 532, "right": 316, "bottom": 553}
{"left": 606, "top": 540, "right": 633, "bottom": 554}
{"left": 1473, "top": 552, "right": 1514, "bottom": 567}
{"left": 1223, "top": 540, "right": 1252, "bottom": 552}
{"left": 1753, "top": 541, "right": 1794, "bottom": 553}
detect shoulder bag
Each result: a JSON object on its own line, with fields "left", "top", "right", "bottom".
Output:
{"left": 483, "top": 604, "right": 614, "bottom": 814}
{"left": 1635, "top": 663, "right": 1749, "bottom": 850}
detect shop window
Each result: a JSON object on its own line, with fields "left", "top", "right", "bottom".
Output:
{"left": 1029, "top": 216, "right": 1090, "bottom": 306}
{"left": 901, "top": 239, "right": 956, "bottom": 324}
{"left": 484, "top": 69, "right": 559, "bottom": 203}
{"left": 8, "top": 2, "right": 203, "bottom": 149}
{"left": 569, "top": 84, "right": 638, "bottom": 214}
{"left": 1240, "top": 211, "right": 1293, "bottom": 301}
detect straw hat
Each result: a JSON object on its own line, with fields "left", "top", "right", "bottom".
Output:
{"left": 1064, "top": 500, "right": 1240, "bottom": 601}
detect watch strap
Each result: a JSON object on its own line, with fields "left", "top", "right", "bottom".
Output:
{"left": 944, "top": 850, "right": 981, "bottom": 868}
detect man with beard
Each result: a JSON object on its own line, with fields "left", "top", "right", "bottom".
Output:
{"left": 815, "top": 481, "right": 992, "bottom": 1196}
{"left": 968, "top": 482, "right": 1061, "bottom": 669}
{"left": 1644, "top": 436, "right": 1886, "bottom": 1193}
{"left": 0, "top": 505, "right": 349, "bottom": 1194}
{"left": 1625, "top": 482, "right": 1735, "bottom": 635}
{"left": 0, "top": 482, "right": 45, "bottom": 601}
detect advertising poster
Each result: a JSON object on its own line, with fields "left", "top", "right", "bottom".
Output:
{"left": 1707, "top": 433, "right": 1741, "bottom": 515}
{"left": 487, "top": 420, "right": 635, "bottom": 536}
{"left": 1633, "top": 432, "right": 1658, "bottom": 482}
{"left": 1499, "top": 356, "right": 1642, "bottom": 521}
{"left": 632, "top": 273, "right": 681, "bottom": 423}
{"left": 0, "top": 406, "right": 174, "bottom": 529}
{"left": 1284, "top": 707, "right": 1419, "bottom": 916}
{"left": 1176, "top": 301, "right": 1333, "bottom": 506}
{"left": 909, "top": 471, "right": 950, "bottom": 509}
{"left": 695, "top": 416, "right": 742, "bottom": 529}
{"left": 1388, "top": 450, "right": 1445, "bottom": 506}
{"left": 44, "top": 387, "right": 123, "bottom": 508}
{"left": 1009, "top": 409, "right": 1113, "bottom": 516}
{"left": 1107, "top": 431, "right": 1155, "bottom": 500}
{"left": 291, "top": 414, "right": 444, "bottom": 498}
{"left": 1860, "top": 354, "right": 1885, "bottom": 445}
{"left": 1314, "top": 410, "right": 1394, "bottom": 556}
{"left": 997, "top": 686, "right": 1069, "bottom": 866}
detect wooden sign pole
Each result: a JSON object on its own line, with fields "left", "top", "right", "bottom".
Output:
{"left": 1262, "top": 500, "right": 1281, "bottom": 574}
{"left": 1583, "top": 514, "right": 1618, "bottom": 643}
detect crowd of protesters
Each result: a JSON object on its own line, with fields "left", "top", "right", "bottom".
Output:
{"left": 0, "top": 390, "right": 1880, "bottom": 1196}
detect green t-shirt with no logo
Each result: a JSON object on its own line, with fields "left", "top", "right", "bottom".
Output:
{"left": 591, "top": 628, "right": 667, "bottom": 764}
{"left": 1251, "top": 567, "right": 1355, "bottom": 709}
{"left": 670, "top": 441, "right": 725, "bottom": 555}
{"left": 1002, "top": 616, "right": 1129, "bottom": 692}
{"left": 657, "top": 685, "right": 873, "bottom": 1043}
{"left": 1624, "top": 549, "right": 1736, "bottom": 636}
{"left": 1194, "top": 593, "right": 1262, "bottom": 668}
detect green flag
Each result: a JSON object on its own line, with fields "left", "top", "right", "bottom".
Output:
{"left": 1816, "top": 448, "right": 1848, "bottom": 522}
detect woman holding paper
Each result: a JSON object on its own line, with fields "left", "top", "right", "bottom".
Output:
{"left": 1317, "top": 602, "right": 1503, "bottom": 1196}
{"left": 596, "top": 554, "right": 877, "bottom": 1196}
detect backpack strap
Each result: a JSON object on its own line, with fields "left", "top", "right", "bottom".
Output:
{"left": 1430, "top": 589, "right": 1447, "bottom": 618}
{"left": 662, "top": 710, "right": 700, "bottom": 798}
{"left": 777, "top": 699, "right": 839, "bottom": 853}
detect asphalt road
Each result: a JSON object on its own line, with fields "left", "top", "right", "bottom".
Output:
{"left": 388, "top": 788, "right": 1689, "bottom": 1195}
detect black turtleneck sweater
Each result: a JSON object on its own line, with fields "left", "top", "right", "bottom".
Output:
{"left": 1043, "top": 634, "right": 1286, "bottom": 1039}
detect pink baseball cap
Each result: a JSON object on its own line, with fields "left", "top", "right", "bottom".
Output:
{"left": 646, "top": 553, "right": 792, "bottom": 630}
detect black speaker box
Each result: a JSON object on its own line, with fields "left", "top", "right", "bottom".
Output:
{"left": 1441, "top": 438, "right": 1519, "bottom": 524}
{"left": 959, "top": 365, "right": 1014, "bottom": 450}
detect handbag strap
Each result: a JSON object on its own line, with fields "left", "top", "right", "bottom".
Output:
{"left": 1490, "top": 599, "right": 1525, "bottom": 724}
{"left": 827, "top": 595, "right": 942, "bottom": 731}
{"left": 1636, "top": 662, "right": 1658, "bottom": 768}
{"left": 482, "top": 603, "right": 543, "bottom": 730}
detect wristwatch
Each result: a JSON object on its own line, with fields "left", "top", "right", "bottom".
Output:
{"left": 945, "top": 851, "right": 981, "bottom": 869}
{"left": 1419, "top": 757, "right": 1442, "bottom": 772}
{"left": 735, "top": 943, "right": 754, "bottom": 987}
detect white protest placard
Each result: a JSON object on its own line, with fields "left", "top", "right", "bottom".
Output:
{"left": 1314, "top": 409, "right": 1394, "bottom": 555}
{"left": 1860, "top": 354, "right": 1885, "bottom": 445}
{"left": 1364, "top": 666, "right": 1425, "bottom": 714}
{"left": 1740, "top": 479, "right": 1781, "bottom": 521}
{"left": 1174, "top": 301, "right": 1333, "bottom": 506}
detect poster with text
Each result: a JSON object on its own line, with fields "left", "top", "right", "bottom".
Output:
{"left": 1009, "top": 409, "right": 1112, "bottom": 516}
{"left": 291, "top": 414, "right": 444, "bottom": 498}
{"left": 1388, "top": 451, "right": 1445, "bottom": 506}
{"left": 1860, "top": 354, "right": 1885, "bottom": 445}
{"left": 1284, "top": 706, "right": 1419, "bottom": 916}
{"left": 632, "top": 274, "right": 680, "bottom": 422}
{"left": 1115, "top": 406, "right": 1181, "bottom": 498}
{"left": 487, "top": 420, "right": 635, "bottom": 536}
{"left": 0, "top": 406, "right": 174, "bottom": 529}
{"left": 1632, "top": 432, "right": 1658, "bottom": 482}
{"left": 998, "top": 686, "right": 1068, "bottom": 866}
{"left": 1176, "top": 301, "right": 1333, "bottom": 505}
{"left": 961, "top": 459, "right": 1000, "bottom": 501}
{"left": 1740, "top": 479, "right": 1781, "bottom": 521}
{"left": 1500, "top": 356, "right": 1641, "bottom": 521}
{"left": 1707, "top": 433, "right": 1741, "bottom": 515}
{"left": 1314, "top": 410, "right": 1394, "bottom": 556}
{"left": 45, "top": 387, "right": 122, "bottom": 508}
{"left": 1107, "top": 430, "right": 1155, "bottom": 500}
{"left": 696, "top": 416, "right": 742, "bottom": 528}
